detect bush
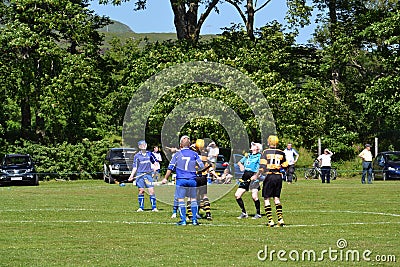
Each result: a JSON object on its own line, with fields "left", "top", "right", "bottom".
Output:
{"left": 0, "top": 139, "right": 120, "bottom": 180}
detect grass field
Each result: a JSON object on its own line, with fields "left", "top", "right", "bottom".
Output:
{"left": 0, "top": 177, "right": 399, "bottom": 266}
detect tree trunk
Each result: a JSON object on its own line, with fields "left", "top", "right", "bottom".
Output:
{"left": 170, "top": 0, "right": 219, "bottom": 43}
{"left": 170, "top": 0, "right": 188, "bottom": 40}
{"left": 21, "top": 95, "right": 32, "bottom": 139}
{"left": 246, "top": 0, "right": 255, "bottom": 40}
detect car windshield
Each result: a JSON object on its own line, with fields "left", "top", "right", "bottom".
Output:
{"left": 386, "top": 153, "right": 400, "bottom": 163}
{"left": 110, "top": 150, "right": 136, "bottom": 161}
{"left": 3, "top": 156, "right": 31, "bottom": 167}
{"left": 217, "top": 155, "right": 225, "bottom": 162}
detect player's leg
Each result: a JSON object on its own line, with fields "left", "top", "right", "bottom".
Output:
{"left": 235, "top": 187, "right": 248, "bottom": 218}
{"left": 262, "top": 176, "right": 275, "bottom": 227}
{"left": 137, "top": 187, "right": 145, "bottom": 212}
{"left": 251, "top": 188, "right": 262, "bottom": 219}
{"left": 145, "top": 174, "right": 157, "bottom": 211}
{"left": 175, "top": 185, "right": 187, "bottom": 225}
{"left": 188, "top": 181, "right": 199, "bottom": 225}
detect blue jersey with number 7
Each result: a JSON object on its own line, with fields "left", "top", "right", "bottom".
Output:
{"left": 167, "top": 148, "right": 204, "bottom": 180}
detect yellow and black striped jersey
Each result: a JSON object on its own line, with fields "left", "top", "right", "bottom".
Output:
{"left": 259, "top": 149, "right": 288, "bottom": 174}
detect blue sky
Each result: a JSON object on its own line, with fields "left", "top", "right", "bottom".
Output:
{"left": 89, "top": 1, "right": 316, "bottom": 44}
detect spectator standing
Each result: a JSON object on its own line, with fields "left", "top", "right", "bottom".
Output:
{"left": 206, "top": 141, "right": 219, "bottom": 169}
{"left": 358, "top": 144, "right": 373, "bottom": 184}
{"left": 152, "top": 146, "right": 162, "bottom": 182}
{"left": 317, "top": 149, "right": 333, "bottom": 183}
{"left": 283, "top": 143, "right": 299, "bottom": 184}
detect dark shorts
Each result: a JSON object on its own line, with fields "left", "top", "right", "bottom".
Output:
{"left": 238, "top": 171, "right": 259, "bottom": 191}
{"left": 196, "top": 175, "right": 208, "bottom": 195}
{"left": 262, "top": 174, "right": 283, "bottom": 198}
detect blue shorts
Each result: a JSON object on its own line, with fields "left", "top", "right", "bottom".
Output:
{"left": 175, "top": 178, "right": 197, "bottom": 199}
{"left": 136, "top": 173, "right": 154, "bottom": 189}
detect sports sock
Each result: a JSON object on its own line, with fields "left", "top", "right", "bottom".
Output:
{"left": 236, "top": 198, "right": 246, "bottom": 214}
{"left": 191, "top": 200, "right": 198, "bottom": 222}
{"left": 186, "top": 200, "right": 193, "bottom": 219}
{"left": 254, "top": 199, "right": 261, "bottom": 215}
{"left": 275, "top": 203, "right": 283, "bottom": 220}
{"left": 265, "top": 205, "right": 273, "bottom": 222}
{"left": 150, "top": 195, "right": 157, "bottom": 209}
{"left": 172, "top": 198, "right": 178, "bottom": 214}
{"left": 178, "top": 201, "right": 186, "bottom": 222}
{"left": 138, "top": 194, "right": 145, "bottom": 209}
{"left": 203, "top": 197, "right": 211, "bottom": 217}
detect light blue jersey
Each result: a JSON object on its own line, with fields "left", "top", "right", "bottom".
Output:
{"left": 239, "top": 153, "right": 261, "bottom": 173}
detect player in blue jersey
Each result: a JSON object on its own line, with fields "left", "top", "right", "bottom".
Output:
{"left": 128, "top": 140, "right": 159, "bottom": 212}
{"left": 162, "top": 135, "right": 205, "bottom": 226}
{"left": 235, "top": 142, "right": 263, "bottom": 219}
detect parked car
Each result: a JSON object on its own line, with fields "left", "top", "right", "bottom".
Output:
{"left": 0, "top": 154, "right": 39, "bottom": 186}
{"left": 214, "top": 154, "right": 230, "bottom": 176}
{"left": 103, "top": 148, "right": 137, "bottom": 184}
{"left": 372, "top": 151, "right": 400, "bottom": 180}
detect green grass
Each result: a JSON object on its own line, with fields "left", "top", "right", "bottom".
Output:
{"left": 0, "top": 178, "right": 399, "bottom": 266}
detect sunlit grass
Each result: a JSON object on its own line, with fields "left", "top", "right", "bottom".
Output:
{"left": 0, "top": 179, "right": 399, "bottom": 266}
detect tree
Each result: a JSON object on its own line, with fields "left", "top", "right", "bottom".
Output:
{"left": 99, "top": 0, "right": 220, "bottom": 43}
{"left": 0, "top": 0, "right": 111, "bottom": 142}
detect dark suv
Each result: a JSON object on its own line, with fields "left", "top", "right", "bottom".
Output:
{"left": 103, "top": 148, "right": 137, "bottom": 184}
{"left": 0, "top": 154, "right": 39, "bottom": 186}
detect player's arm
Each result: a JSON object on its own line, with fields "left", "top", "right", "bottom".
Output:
{"left": 162, "top": 169, "right": 172, "bottom": 184}
{"left": 128, "top": 167, "right": 137, "bottom": 182}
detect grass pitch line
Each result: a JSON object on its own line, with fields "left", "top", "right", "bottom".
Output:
{"left": 1, "top": 219, "right": 399, "bottom": 229}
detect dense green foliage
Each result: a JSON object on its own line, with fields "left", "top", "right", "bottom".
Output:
{"left": 0, "top": 0, "right": 399, "bottom": 176}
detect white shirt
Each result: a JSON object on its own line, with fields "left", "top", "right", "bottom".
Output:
{"left": 207, "top": 146, "right": 219, "bottom": 163}
{"left": 318, "top": 153, "right": 332, "bottom": 167}
{"left": 284, "top": 148, "right": 299, "bottom": 165}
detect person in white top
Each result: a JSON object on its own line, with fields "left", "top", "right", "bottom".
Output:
{"left": 152, "top": 146, "right": 162, "bottom": 182}
{"left": 358, "top": 144, "right": 373, "bottom": 184}
{"left": 283, "top": 143, "right": 299, "bottom": 184}
{"left": 317, "top": 149, "right": 333, "bottom": 183}
{"left": 206, "top": 141, "right": 219, "bottom": 169}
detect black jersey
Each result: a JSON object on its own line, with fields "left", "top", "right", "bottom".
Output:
{"left": 259, "top": 149, "right": 288, "bottom": 174}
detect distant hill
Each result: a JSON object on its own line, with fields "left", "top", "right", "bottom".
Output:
{"left": 99, "top": 20, "right": 216, "bottom": 48}
{"left": 99, "top": 20, "right": 135, "bottom": 34}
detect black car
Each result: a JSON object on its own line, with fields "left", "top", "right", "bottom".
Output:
{"left": 103, "top": 148, "right": 137, "bottom": 184}
{"left": 0, "top": 154, "right": 39, "bottom": 186}
{"left": 372, "top": 151, "right": 400, "bottom": 180}
{"left": 214, "top": 154, "right": 230, "bottom": 176}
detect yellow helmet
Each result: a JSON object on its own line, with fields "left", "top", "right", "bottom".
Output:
{"left": 268, "top": 135, "right": 279, "bottom": 147}
{"left": 195, "top": 139, "right": 205, "bottom": 150}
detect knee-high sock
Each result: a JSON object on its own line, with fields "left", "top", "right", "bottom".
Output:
{"left": 138, "top": 194, "right": 145, "bottom": 209}
{"left": 191, "top": 200, "right": 198, "bottom": 222}
{"left": 236, "top": 198, "right": 246, "bottom": 213}
{"left": 254, "top": 199, "right": 261, "bottom": 215}
{"left": 178, "top": 201, "right": 186, "bottom": 222}
{"left": 203, "top": 197, "right": 211, "bottom": 216}
{"left": 186, "top": 200, "right": 192, "bottom": 219}
{"left": 265, "top": 205, "right": 273, "bottom": 222}
{"left": 150, "top": 195, "right": 157, "bottom": 209}
{"left": 172, "top": 198, "right": 178, "bottom": 214}
{"left": 275, "top": 203, "right": 283, "bottom": 220}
